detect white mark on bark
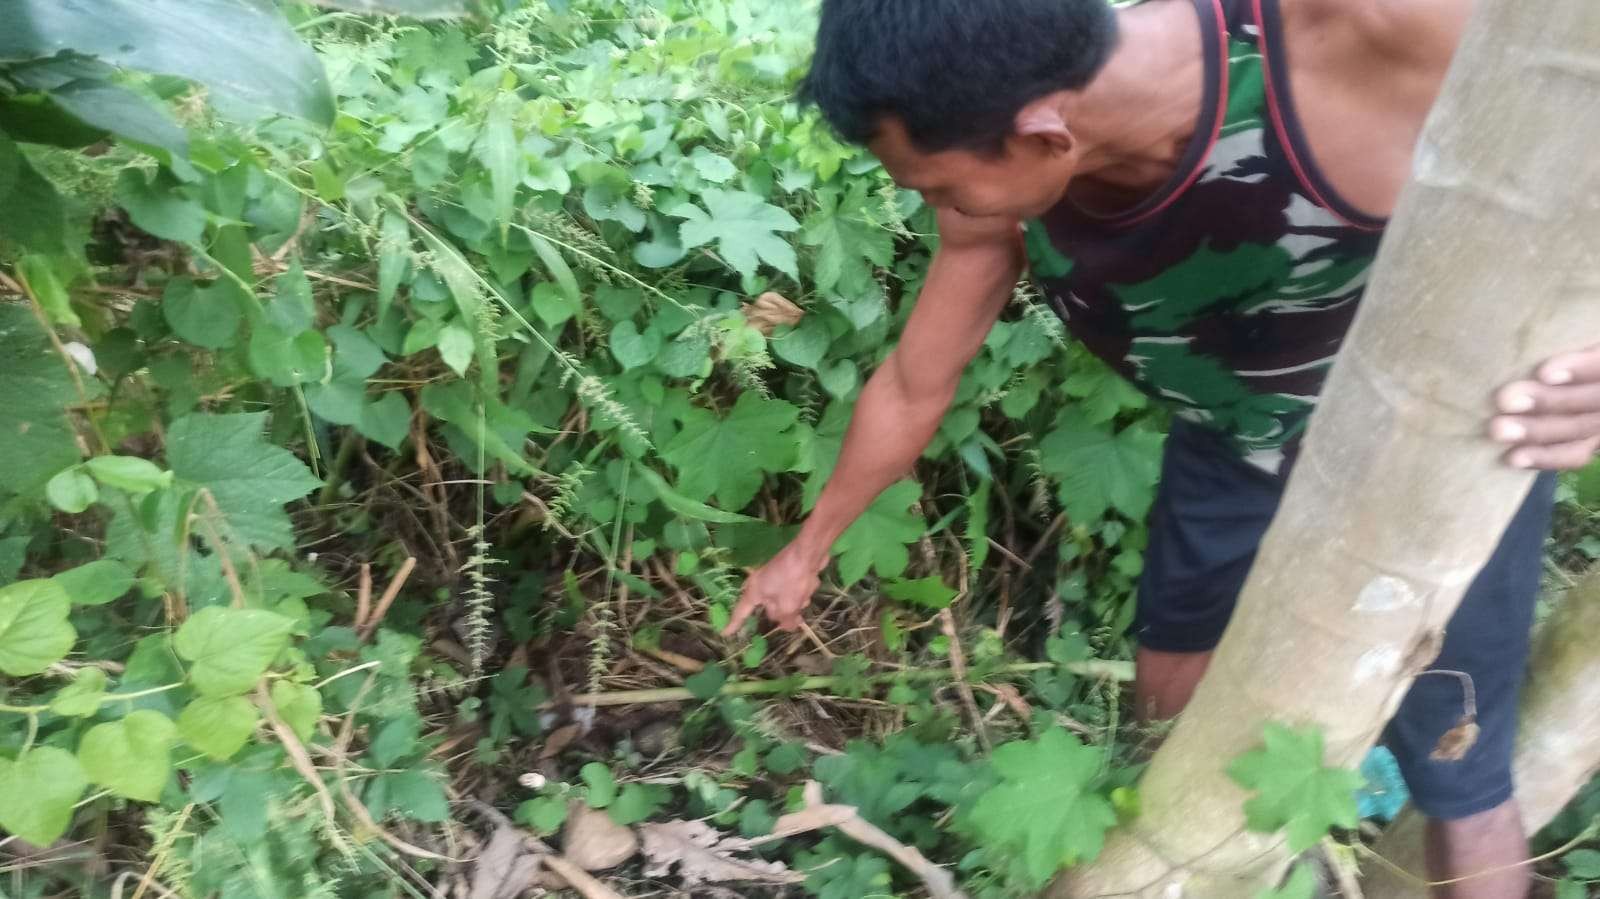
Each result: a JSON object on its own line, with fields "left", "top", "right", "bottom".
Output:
{"left": 1354, "top": 576, "right": 1418, "bottom": 613}
{"left": 1355, "top": 646, "right": 1404, "bottom": 683}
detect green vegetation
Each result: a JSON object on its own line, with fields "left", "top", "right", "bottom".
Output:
{"left": 1, "top": 1, "right": 1598, "bottom": 897}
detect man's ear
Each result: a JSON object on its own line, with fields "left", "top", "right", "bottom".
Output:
{"left": 1014, "top": 97, "right": 1075, "bottom": 153}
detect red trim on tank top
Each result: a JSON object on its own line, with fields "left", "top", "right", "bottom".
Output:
{"left": 1252, "top": 0, "right": 1387, "bottom": 232}
{"left": 1115, "top": 0, "right": 1231, "bottom": 227}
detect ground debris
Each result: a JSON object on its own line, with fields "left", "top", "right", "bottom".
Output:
{"left": 639, "top": 819, "right": 805, "bottom": 888}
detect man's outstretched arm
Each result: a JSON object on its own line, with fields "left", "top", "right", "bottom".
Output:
{"left": 724, "top": 210, "right": 1025, "bottom": 633}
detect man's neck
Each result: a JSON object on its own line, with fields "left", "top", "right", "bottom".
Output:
{"left": 1063, "top": 0, "right": 1210, "bottom": 197}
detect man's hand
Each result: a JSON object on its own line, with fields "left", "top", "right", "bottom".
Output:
{"left": 1491, "top": 345, "right": 1600, "bottom": 470}
{"left": 722, "top": 545, "right": 825, "bottom": 635}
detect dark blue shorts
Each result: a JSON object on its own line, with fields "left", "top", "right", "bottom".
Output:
{"left": 1136, "top": 419, "right": 1557, "bottom": 820}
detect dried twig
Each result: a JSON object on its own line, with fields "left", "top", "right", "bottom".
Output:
{"left": 742, "top": 782, "right": 967, "bottom": 899}
{"left": 358, "top": 556, "right": 417, "bottom": 642}
{"left": 548, "top": 660, "right": 1133, "bottom": 708}
{"left": 540, "top": 855, "right": 626, "bottom": 899}
{"left": 939, "top": 608, "right": 991, "bottom": 752}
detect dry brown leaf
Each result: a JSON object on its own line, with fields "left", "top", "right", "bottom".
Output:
{"left": 562, "top": 804, "right": 639, "bottom": 871}
{"left": 639, "top": 820, "right": 804, "bottom": 887}
{"left": 741, "top": 292, "right": 803, "bottom": 336}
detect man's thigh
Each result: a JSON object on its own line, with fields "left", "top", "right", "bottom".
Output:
{"left": 1135, "top": 420, "right": 1284, "bottom": 653}
{"left": 1383, "top": 473, "right": 1558, "bottom": 820}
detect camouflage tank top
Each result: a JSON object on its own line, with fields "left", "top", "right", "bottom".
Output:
{"left": 1024, "top": 0, "right": 1385, "bottom": 473}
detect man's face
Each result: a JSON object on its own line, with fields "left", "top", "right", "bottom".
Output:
{"left": 868, "top": 117, "right": 1078, "bottom": 222}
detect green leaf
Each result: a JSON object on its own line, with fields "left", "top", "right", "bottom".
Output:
{"left": 360, "top": 393, "right": 413, "bottom": 450}
{"left": 967, "top": 728, "right": 1118, "bottom": 887}
{"left": 635, "top": 466, "right": 759, "bottom": 525}
{"left": 609, "top": 783, "right": 669, "bottom": 826}
{"left": 248, "top": 325, "right": 327, "bottom": 387}
{"left": 772, "top": 317, "right": 830, "bottom": 370}
{"left": 46, "top": 467, "right": 98, "bottom": 514}
{"left": 527, "top": 232, "right": 581, "bottom": 311}
{"left": 78, "top": 709, "right": 177, "bottom": 802}
{"left": 166, "top": 413, "right": 322, "bottom": 551}
{"left": 832, "top": 481, "right": 926, "bottom": 586}
{"left": 1556, "top": 880, "right": 1588, "bottom": 899}
{"left": 271, "top": 681, "right": 323, "bottom": 742}
{"left": 0, "top": 0, "right": 334, "bottom": 125}
{"left": 609, "top": 321, "right": 662, "bottom": 370}
{"left": 802, "top": 183, "right": 894, "bottom": 294}
{"left": 684, "top": 664, "right": 728, "bottom": 701}
{"left": 0, "top": 748, "right": 88, "bottom": 844}
{"left": 883, "top": 576, "right": 958, "bottom": 610}
{"left": 583, "top": 182, "right": 646, "bottom": 232}
{"left": 178, "top": 696, "right": 260, "bottom": 760}
{"left": 1038, "top": 410, "right": 1164, "bottom": 523}
{"left": 1254, "top": 864, "right": 1319, "bottom": 899}
{"left": 49, "top": 667, "right": 108, "bottom": 717}
{"left": 671, "top": 189, "right": 800, "bottom": 280}
{"left": 477, "top": 99, "right": 523, "bottom": 227}
{"left": 582, "top": 763, "right": 618, "bottom": 808}
{"left": 44, "top": 80, "right": 189, "bottom": 163}
{"left": 376, "top": 210, "right": 411, "bottom": 318}
{"left": 173, "top": 607, "right": 294, "bottom": 696}
{"left": 162, "top": 278, "right": 241, "bottom": 349}
{"left": 1227, "top": 723, "right": 1365, "bottom": 853}
{"left": 17, "top": 254, "right": 79, "bottom": 327}
{"left": 116, "top": 169, "right": 206, "bottom": 244}
{"left": 1566, "top": 849, "right": 1600, "bottom": 879}
{"left": 657, "top": 330, "right": 712, "bottom": 379}
{"left": 370, "top": 769, "right": 450, "bottom": 822}
{"left": 52, "top": 559, "right": 135, "bottom": 606}
{"left": 661, "top": 393, "right": 801, "bottom": 510}
{"left": 85, "top": 456, "right": 173, "bottom": 494}
{"left": 0, "top": 579, "right": 75, "bottom": 676}
{"left": 529, "top": 281, "right": 580, "bottom": 329}
{"left": 437, "top": 323, "right": 476, "bottom": 376}
{"left": 0, "top": 135, "right": 71, "bottom": 257}
{"left": 691, "top": 149, "right": 737, "bottom": 183}
{"left": 516, "top": 796, "right": 568, "bottom": 835}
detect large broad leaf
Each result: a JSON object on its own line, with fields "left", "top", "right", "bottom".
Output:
{"left": 0, "top": 748, "right": 88, "bottom": 844}
{"left": 1037, "top": 409, "right": 1164, "bottom": 524}
{"left": 0, "top": 306, "right": 89, "bottom": 499}
{"left": 174, "top": 606, "right": 294, "bottom": 696}
{"left": 0, "top": 579, "right": 76, "bottom": 676}
{"left": 0, "top": 0, "right": 335, "bottom": 126}
{"left": 670, "top": 189, "right": 800, "bottom": 280}
{"left": 660, "top": 393, "right": 802, "bottom": 511}
{"left": 78, "top": 709, "right": 177, "bottom": 802}
{"left": 966, "top": 729, "right": 1119, "bottom": 887}
{"left": 0, "top": 133, "right": 73, "bottom": 258}
{"left": 165, "top": 413, "right": 321, "bottom": 550}
{"left": 178, "top": 695, "right": 260, "bottom": 760}
{"left": 1227, "top": 723, "right": 1365, "bottom": 853}
{"left": 831, "top": 480, "right": 927, "bottom": 586}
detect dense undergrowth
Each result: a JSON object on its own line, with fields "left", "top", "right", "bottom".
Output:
{"left": 2, "top": 2, "right": 1599, "bottom": 897}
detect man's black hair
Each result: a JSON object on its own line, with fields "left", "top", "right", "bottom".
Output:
{"left": 799, "top": 0, "right": 1119, "bottom": 154}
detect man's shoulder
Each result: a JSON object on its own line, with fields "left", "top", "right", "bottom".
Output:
{"left": 1286, "top": 0, "right": 1470, "bottom": 70}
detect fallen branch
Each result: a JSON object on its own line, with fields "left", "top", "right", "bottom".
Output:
{"left": 552, "top": 659, "right": 1132, "bottom": 708}
{"left": 737, "top": 782, "right": 967, "bottom": 899}
{"left": 540, "top": 855, "right": 627, "bottom": 899}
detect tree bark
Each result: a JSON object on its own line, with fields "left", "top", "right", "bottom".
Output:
{"left": 1362, "top": 569, "right": 1600, "bottom": 899}
{"left": 1051, "top": 1, "right": 1600, "bottom": 895}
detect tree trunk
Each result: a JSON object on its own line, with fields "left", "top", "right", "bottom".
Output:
{"left": 1051, "top": 1, "right": 1600, "bottom": 895}
{"left": 1362, "top": 569, "right": 1600, "bottom": 899}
